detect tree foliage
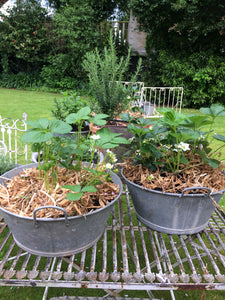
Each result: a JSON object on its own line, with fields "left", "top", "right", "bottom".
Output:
{"left": 131, "top": 0, "right": 225, "bottom": 107}
{"left": 0, "top": 0, "right": 51, "bottom": 74}
{"left": 0, "top": 0, "right": 130, "bottom": 90}
{"left": 147, "top": 50, "right": 225, "bottom": 107}
{"left": 49, "top": 0, "right": 129, "bottom": 21}
{"left": 41, "top": 2, "right": 101, "bottom": 89}
{"left": 131, "top": 0, "right": 225, "bottom": 54}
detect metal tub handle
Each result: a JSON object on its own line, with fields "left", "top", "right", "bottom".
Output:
{"left": 33, "top": 206, "right": 69, "bottom": 228}
{"left": 180, "top": 187, "right": 211, "bottom": 197}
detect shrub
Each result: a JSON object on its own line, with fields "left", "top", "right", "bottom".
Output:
{"left": 51, "top": 92, "right": 90, "bottom": 121}
{"left": 131, "top": 0, "right": 225, "bottom": 108}
{"left": 41, "top": 54, "right": 80, "bottom": 90}
{"left": 83, "top": 32, "right": 142, "bottom": 120}
{"left": 145, "top": 50, "right": 225, "bottom": 108}
{"left": 0, "top": 72, "right": 43, "bottom": 89}
{"left": 0, "top": 0, "right": 51, "bottom": 75}
{"left": 41, "top": 2, "right": 101, "bottom": 89}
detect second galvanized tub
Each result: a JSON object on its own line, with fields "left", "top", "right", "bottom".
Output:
{"left": 0, "top": 163, "right": 123, "bottom": 257}
{"left": 122, "top": 170, "right": 225, "bottom": 235}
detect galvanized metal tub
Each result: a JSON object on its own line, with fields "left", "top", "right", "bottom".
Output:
{"left": 122, "top": 170, "right": 225, "bottom": 235}
{"left": 53, "top": 121, "right": 90, "bottom": 139}
{"left": 0, "top": 163, "right": 122, "bottom": 257}
{"left": 31, "top": 150, "right": 104, "bottom": 164}
{"left": 53, "top": 129, "right": 89, "bottom": 139}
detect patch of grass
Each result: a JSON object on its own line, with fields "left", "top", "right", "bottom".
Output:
{"left": 0, "top": 88, "right": 62, "bottom": 120}
{"left": 0, "top": 88, "right": 64, "bottom": 164}
{"left": 181, "top": 108, "right": 225, "bottom": 209}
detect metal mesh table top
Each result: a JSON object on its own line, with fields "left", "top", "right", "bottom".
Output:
{"left": 0, "top": 187, "right": 224, "bottom": 294}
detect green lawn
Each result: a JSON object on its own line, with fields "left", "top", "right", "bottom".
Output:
{"left": 0, "top": 88, "right": 63, "bottom": 166}
{"left": 0, "top": 88, "right": 62, "bottom": 120}
{"left": 0, "top": 88, "right": 225, "bottom": 300}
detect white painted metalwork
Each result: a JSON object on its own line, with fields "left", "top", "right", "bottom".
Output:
{"left": 0, "top": 188, "right": 224, "bottom": 299}
{"left": 0, "top": 113, "right": 28, "bottom": 164}
{"left": 119, "top": 81, "right": 144, "bottom": 90}
{"left": 0, "top": 141, "right": 7, "bottom": 156}
{"left": 139, "top": 87, "right": 184, "bottom": 117}
{"left": 117, "top": 81, "right": 145, "bottom": 107}
{"left": 99, "top": 21, "right": 129, "bottom": 44}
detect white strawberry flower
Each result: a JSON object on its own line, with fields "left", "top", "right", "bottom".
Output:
{"left": 198, "top": 134, "right": 205, "bottom": 140}
{"left": 91, "top": 134, "right": 100, "bottom": 140}
{"left": 106, "top": 163, "right": 113, "bottom": 169}
{"left": 147, "top": 174, "right": 154, "bottom": 180}
{"left": 106, "top": 149, "right": 117, "bottom": 162}
{"left": 177, "top": 142, "right": 190, "bottom": 151}
{"left": 111, "top": 156, "right": 117, "bottom": 163}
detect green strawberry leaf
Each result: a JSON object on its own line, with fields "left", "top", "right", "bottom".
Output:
{"left": 66, "top": 192, "right": 83, "bottom": 201}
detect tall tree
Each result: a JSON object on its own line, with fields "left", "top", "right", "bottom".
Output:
{"left": 49, "top": 0, "right": 129, "bottom": 21}
{"left": 41, "top": 0, "right": 102, "bottom": 89}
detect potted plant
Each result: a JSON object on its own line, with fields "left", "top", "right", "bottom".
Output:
{"left": 121, "top": 104, "right": 225, "bottom": 234}
{"left": 0, "top": 107, "right": 128, "bottom": 257}
{"left": 32, "top": 94, "right": 92, "bottom": 163}
{"left": 82, "top": 32, "right": 142, "bottom": 161}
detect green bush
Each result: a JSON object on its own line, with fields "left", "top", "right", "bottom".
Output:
{"left": 0, "top": 0, "right": 51, "bottom": 75}
{"left": 131, "top": 0, "right": 225, "bottom": 108}
{"left": 41, "top": 2, "right": 101, "bottom": 90}
{"left": 145, "top": 50, "right": 225, "bottom": 108}
{"left": 52, "top": 92, "right": 90, "bottom": 121}
{"left": 0, "top": 72, "right": 43, "bottom": 89}
{"left": 0, "top": 1, "right": 134, "bottom": 91}
{"left": 83, "top": 32, "right": 142, "bottom": 120}
{"left": 41, "top": 54, "right": 80, "bottom": 90}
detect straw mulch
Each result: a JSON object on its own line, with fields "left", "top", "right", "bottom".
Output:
{"left": 0, "top": 167, "right": 119, "bottom": 219}
{"left": 122, "top": 158, "right": 225, "bottom": 194}
{"left": 120, "top": 109, "right": 145, "bottom": 119}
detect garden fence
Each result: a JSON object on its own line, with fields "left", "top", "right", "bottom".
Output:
{"left": 0, "top": 113, "right": 28, "bottom": 165}
{"left": 139, "top": 87, "right": 184, "bottom": 117}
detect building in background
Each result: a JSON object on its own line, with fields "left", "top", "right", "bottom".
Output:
{"left": 127, "top": 10, "right": 147, "bottom": 56}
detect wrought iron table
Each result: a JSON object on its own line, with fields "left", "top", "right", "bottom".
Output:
{"left": 0, "top": 186, "right": 224, "bottom": 300}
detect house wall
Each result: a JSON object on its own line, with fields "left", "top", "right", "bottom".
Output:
{"left": 127, "top": 10, "right": 147, "bottom": 56}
